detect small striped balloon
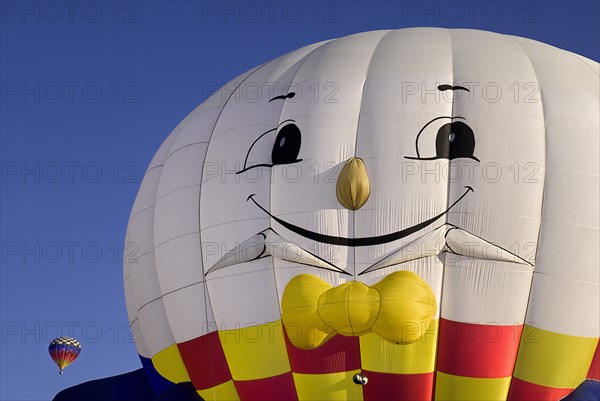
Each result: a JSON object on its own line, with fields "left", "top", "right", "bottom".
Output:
{"left": 49, "top": 337, "right": 81, "bottom": 374}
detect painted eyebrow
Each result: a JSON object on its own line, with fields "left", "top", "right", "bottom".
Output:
{"left": 269, "top": 92, "right": 296, "bottom": 102}
{"left": 437, "top": 84, "right": 470, "bottom": 92}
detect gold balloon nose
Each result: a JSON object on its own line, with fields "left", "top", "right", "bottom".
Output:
{"left": 336, "top": 157, "right": 370, "bottom": 210}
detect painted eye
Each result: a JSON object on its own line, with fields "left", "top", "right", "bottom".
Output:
{"left": 237, "top": 121, "right": 303, "bottom": 174}
{"left": 272, "top": 124, "right": 301, "bottom": 165}
{"left": 405, "top": 117, "right": 479, "bottom": 162}
{"left": 435, "top": 121, "right": 477, "bottom": 160}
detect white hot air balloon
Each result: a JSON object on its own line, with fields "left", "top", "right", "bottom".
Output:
{"left": 124, "top": 28, "right": 599, "bottom": 401}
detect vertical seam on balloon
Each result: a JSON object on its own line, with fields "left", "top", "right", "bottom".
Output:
{"left": 135, "top": 323, "right": 150, "bottom": 360}
{"left": 194, "top": 65, "right": 269, "bottom": 396}
{"left": 505, "top": 36, "right": 547, "bottom": 398}
{"left": 266, "top": 41, "right": 335, "bottom": 400}
{"left": 270, "top": 46, "right": 325, "bottom": 317}
{"left": 126, "top": 267, "right": 148, "bottom": 358}
{"left": 433, "top": 28, "right": 455, "bottom": 399}
{"left": 350, "top": 30, "right": 394, "bottom": 280}
{"left": 127, "top": 167, "right": 166, "bottom": 356}
{"left": 348, "top": 31, "right": 394, "bottom": 397}
{"left": 129, "top": 118, "right": 182, "bottom": 359}
{"left": 346, "top": 281, "right": 354, "bottom": 336}
{"left": 198, "top": 64, "right": 264, "bottom": 325}
{"left": 573, "top": 54, "right": 600, "bottom": 77}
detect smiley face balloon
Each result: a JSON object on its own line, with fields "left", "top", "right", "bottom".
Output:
{"left": 124, "top": 29, "right": 599, "bottom": 401}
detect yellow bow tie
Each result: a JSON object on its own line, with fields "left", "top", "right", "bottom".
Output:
{"left": 281, "top": 271, "right": 437, "bottom": 350}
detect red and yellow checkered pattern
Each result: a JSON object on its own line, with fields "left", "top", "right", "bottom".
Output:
{"left": 507, "top": 326, "right": 598, "bottom": 401}
{"left": 147, "top": 320, "right": 599, "bottom": 400}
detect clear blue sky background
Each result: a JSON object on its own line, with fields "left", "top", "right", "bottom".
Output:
{"left": 1, "top": 1, "right": 598, "bottom": 400}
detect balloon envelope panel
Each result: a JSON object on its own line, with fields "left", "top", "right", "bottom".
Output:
{"left": 124, "top": 28, "right": 599, "bottom": 401}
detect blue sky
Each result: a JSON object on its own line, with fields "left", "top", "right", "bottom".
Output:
{"left": 1, "top": 1, "right": 598, "bottom": 400}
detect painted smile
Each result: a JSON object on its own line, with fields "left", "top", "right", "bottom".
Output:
{"left": 247, "top": 186, "right": 474, "bottom": 247}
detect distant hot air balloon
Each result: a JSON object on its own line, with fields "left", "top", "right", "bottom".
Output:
{"left": 49, "top": 337, "right": 81, "bottom": 374}
{"left": 124, "top": 28, "right": 599, "bottom": 400}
